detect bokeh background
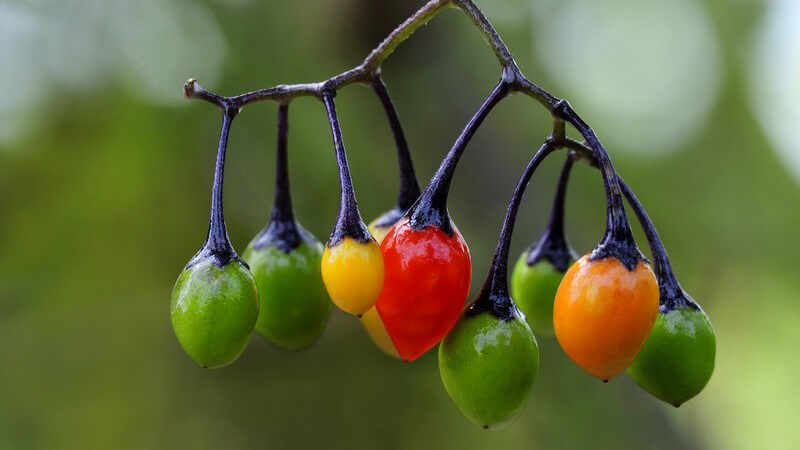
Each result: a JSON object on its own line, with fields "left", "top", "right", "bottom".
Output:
{"left": 1, "top": 0, "right": 798, "bottom": 448}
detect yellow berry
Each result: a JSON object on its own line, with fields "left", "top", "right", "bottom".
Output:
{"left": 321, "top": 237, "right": 384, "bottom": 315}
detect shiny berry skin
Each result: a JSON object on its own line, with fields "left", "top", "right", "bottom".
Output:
{"left": 627, "top": 306, "right": 716, "bottom": 406}
{"left": 359, "top": 218, "right": 402, "bottom": 358}
{"left": 243, "top": 233, "right": 331, "bottom": 350}
{"left": 360, "top": 306, "right": 400, "bottom": 358}
{"left": 170, "top": 257, "right": 259, "bottom": 368}
{"left": 439, "top": 309, "right": 539, "bottom": 429}
{"left": 376, "top": 217, "right": 472, "bottom": 361}
{"left": 510, "top": 253, "right": 571, "bottom": 336}
{"left": 321, "top": 237, "right": 384, "bottom": 316}
{"left": 554, "top": 255, "right": 659, "bottom": 380}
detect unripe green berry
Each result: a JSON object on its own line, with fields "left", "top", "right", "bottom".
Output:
{"left": 439, "top": 310, "right": 539, "bottom": 429}
{"left": 510, "top": 252, "right": 570, "bottom": 336}
{"left": 627, "top": 307, "right": 716, "bottom": 406}
{"left": 243, "top": 234, "right": 331, "bottom": 350}
{"left": 170, "top": 257, "right": 259, "bottom": 368}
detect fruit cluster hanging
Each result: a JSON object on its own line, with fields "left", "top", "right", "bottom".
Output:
{"left": 170, "top": 0, "right": 716, "bottom": 429}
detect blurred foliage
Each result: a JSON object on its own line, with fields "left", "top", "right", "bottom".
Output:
{"left": 1, "top": 0, "right": 799, "bottom": 449}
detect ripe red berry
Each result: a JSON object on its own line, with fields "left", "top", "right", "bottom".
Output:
{"left": 376, "top": 218, "right": 471, "bottom": 361}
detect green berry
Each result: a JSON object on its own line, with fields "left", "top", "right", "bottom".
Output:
{"left": 510, "top": 252, "right": 569, "bottom": 336}
{"left": 243, "top": 232, "right": 331, "bottom": 350}
{"left": 170, "top": 257, "right": 259, "bottom": 368}
{"left": 439, "top": 310, "right": 539, "bottom": 429}
{"left": 627, "top": 306, "right": 716, "bottom": 406}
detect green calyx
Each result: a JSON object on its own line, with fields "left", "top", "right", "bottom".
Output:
{"left": 243, "top": 232, "right": 331, "bottom": 350}
{"left": 627, "top": 306, "right": 716, "bottom": 406}
{"left": 170, "top": 257, "right": 259, "bottom": 368}
{"left": 439, "top": 310, "right": 539, "bottom": 429}
{"left": 510, "top": 252, "right": 569, "bottom": 336}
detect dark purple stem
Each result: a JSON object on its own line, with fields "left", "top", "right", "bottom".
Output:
{"left": 322, "top": 91, "right": 372, "bottom": 245}
{"left": 408, "top": 81, "right": 510, "bottom": 234}
{"left": 526, "top": 155, "right": 578, "bottom": 271}
{"left": 469, "top": 139, "right": 556, "bottom": 320}
{"left": 371, "top": 74, "right": 420, "bottom": 213}
{"left": 619, "top": 180, "right": 698, "bottom": 311}
{"left": 271, "top": 104, "right": 294, "bottom": 223}
{"left": 188, "top": 108, "right": 241, "bottom": 268}
{"left": 553, "top": 103, "right": 643, "bottom": 270}
{"left": 252, "top": 103, "right": 307, "bottom": 253}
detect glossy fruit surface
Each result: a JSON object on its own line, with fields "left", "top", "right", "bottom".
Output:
{"left": 376, "top": 218, "right": 472, "bottom": 361}
{"left": 243, "top": 236, "right": 331, "bottom": 350}
{"left": 321, "top": 236, "right": 384, "bottom": 316}
{"left": 360, "top": 216, "right": 401, "bottom": 358}
{"left": 170, "top": 257, "right": 259, "bottom": 368}
{"left": 439, "top": 310, "right": 539, "bottom": 429}
{"left": 510, "top": 253, "right": 570, "bottom": 336}
{"left": 627, "top": 306, "right": 716, "bottom": 406}
{"left": 360, "top": 306, "right": 400, "bottom": 358}
{"left": 554, "top": 255, "right": 658, "bottom": 380}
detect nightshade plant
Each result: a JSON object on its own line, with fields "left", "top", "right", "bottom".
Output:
{"left": 174, "top": 0, "right": 716, "bottom": 425}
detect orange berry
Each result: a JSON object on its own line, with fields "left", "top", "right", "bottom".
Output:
{"left": 553, "top": 255, "right": 658, "bottom": 380}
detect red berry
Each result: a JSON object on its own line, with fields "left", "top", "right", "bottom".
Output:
{"left": 376, "top": 218, "right": 471, "bottom": 361}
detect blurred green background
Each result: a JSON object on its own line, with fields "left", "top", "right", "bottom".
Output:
{"left": 1, "top": 0, "right": 798, "bottom": 448}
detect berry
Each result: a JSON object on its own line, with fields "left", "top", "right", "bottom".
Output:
{"left": 171, "top": 257, "right": 259, "bottom": 368}
{"left": 554, "top": 255, "right": 659, "bottom": 380}
{"left": 244, "top": 232, "right": 330, "bottom": 350}
{"left": 619, "top": 179, "right": 716, "bottom": 406}
{"left": 376, "top": 218, "right": 471, "bottom": 361}
{"left": 321, "top": 237, "right": 385, "bottom": 316}
{"left": 627, "top": 305, "right": 715, "bottom": 406}
{"left": 439, "top": 308, "right": 538, "bottom": 429}
{"left": 511, "top": 256, "right": 571, "bottom": 336}
{"left": 243, "top": 104, "right": 331, "bottom": 350}
{"left": 171, "top": 109, "right": 258, "bottom": 368}
{"left": 360, "top": 306, "right": 400, "bottom": 359}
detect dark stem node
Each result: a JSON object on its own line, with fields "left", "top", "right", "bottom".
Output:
{"left": 588, "top": 162, "right": 646, "bottom": 272}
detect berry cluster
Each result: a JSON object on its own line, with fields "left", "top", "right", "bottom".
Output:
{"left": 170, "top": 0, "right": 716, "bottom": 429}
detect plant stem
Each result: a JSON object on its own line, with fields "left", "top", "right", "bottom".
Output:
{"left": 618, "top": 180, "right": 696, "bottom": 310}
{"left": 252, "top": 103, "right": 307, "bottom": 253}
{"left": 370, "top": 74, "right": 420, "bottom": 212}
{"left": 470, "top": 139, "right": 556, "bottom": 320}
{"left": 189, "top": 108, "right": 239, "bottom": 267}
{"left": 552, "top": 105, "right": 640, "bottom": 269}
{"left": 184, "top": 0, "right": 646, "bottom": 269}
{"left": 556, "top": 138, "right": 696, "bottom": 309}
{"left": 271, "top": 103, "right": 294, "bottom": 223}
{"left": 207, "top": 109, "right": 236, "bottom": 257}
{"left": 361, "top": 0, "right": 453, "bottom": 73}
{"left": 408, "top": 81, "right": 509, "bottom": 234}
{"left": 546, "top": 156, "right": 572, "bottom": 245}
{"left": 183, "top": 0, "right": 451, "bottom": 108}
{"left": 526, "top": 155, "right": 577, "bottom": 272}
{"left": 322, "top": 92, "right": 371, "bottom": 245}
